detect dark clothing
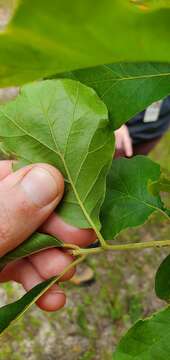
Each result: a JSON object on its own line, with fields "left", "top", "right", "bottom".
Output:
{"left": 127, "top": 97, "right": 170, "bottom": 145}
{"left": 132, "top": 137, "right": 162, "bottom": 156}
{"left": 114, "top": 137, "right": 161, "bottom": 158}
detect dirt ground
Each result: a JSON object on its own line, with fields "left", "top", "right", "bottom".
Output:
{"left": 0, "top": 3, "right": 170, "bottom": 360}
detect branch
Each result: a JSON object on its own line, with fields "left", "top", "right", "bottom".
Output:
{"left": 72, "top": 239, "right": 170, "bottom": 256}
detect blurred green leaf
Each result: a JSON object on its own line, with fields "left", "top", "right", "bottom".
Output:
{"left": 130, "top": 0, "right": 170, "bottom": 11}
{"left": 0, "top": 1, "right": 170, "bottom": 86}
{"left": 148, "top": 176, "right": 170, "bottom": 196}
{"left": 56, "top": 63, "right": 170, "bottom": 129}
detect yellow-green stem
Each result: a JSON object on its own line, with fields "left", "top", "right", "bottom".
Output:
{"left": 72, "top": 239, "right": 170, "bottom": 256}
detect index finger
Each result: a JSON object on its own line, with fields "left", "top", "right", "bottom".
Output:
{"left": 123, "top": 133, "right": 133, "bottom": 157}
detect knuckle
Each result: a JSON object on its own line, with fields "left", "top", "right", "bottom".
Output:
{"left": 41, "top": 253, "right": 74, "bottom": 280}
{"left": 0, "top": 221, "right": 12, "bottom": 244}
{"left": 0, "top": 202, "right": 12, "bottom": 244}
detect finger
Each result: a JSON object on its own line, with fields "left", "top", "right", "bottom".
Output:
{"left": 36, "top": 283, "right": 66, "bottom": 312}
{"left": 115, "top": 131, "right": 123, "bottom": 150}
{"left": 0, "top": 160, "right": 14, "bottom": 181}
{"left": 0, "top": 259, "right": 66, "bottom": 312}
{"left": 0, "top": 163, "right": 64, "bottom": 256}
{"left": 29, "top": 248, "right": 75, "bottom": 281}
{"left": 123, "top": 133, "right": 133, "bottom": 157}
{"left": 41, "top": 213, "right": 96, "bottom": 247}
{"left": 19, "top": 259, "right": 66, "bottom": 311}
{"left": 0, "top": 160, "right": 96, "bottom": 247}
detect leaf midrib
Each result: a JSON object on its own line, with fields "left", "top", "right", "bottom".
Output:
{"left": 0, "top": 106, "right": 101, "bottom": 235}
{"left": 43, "top": 96, "right": 102, "bottom": 233}
{"left": 80, "top": 70, "right": 170, "bottom": 85}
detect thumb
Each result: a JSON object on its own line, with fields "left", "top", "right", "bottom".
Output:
{"left": 0, "top": 163, "right": 64, "bottom": 256}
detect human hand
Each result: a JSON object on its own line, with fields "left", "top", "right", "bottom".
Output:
{"left": 114, "top": 124, "right": 133, "bottom": 157}
{"left": 0, "top": 161, "right": 95, "bottom": 311}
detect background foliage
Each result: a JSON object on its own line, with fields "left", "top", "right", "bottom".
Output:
{"left": 0, "top": 0, "right": 170, "bottom": 86}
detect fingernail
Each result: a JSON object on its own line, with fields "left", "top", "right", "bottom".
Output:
{"left": 48, "top": 285, "right": 65, "bottom": 295}
{"left": 21, "top": 167, "right": 59, "bottom": 207}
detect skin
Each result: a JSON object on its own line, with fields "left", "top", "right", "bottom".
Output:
{"left": 114, "top": 124, "right": 133, "bottom": 157}
{"left": 0, "top": 161, "right": 95, "bottom": 312}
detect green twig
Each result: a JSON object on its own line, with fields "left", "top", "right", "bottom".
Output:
{"left": 72, "top": 239, "right": 170, "bottom": 256}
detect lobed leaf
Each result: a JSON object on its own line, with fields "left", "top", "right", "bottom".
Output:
{"left": 56, "top": 63, "right": 170, "bottom": 129}
{"left": 113, "top": 307, "right": 170, "bottom": 359}
{"left": 101, "top": 156, "right": 166, "bottom": 239}
{"left": 0, "top": 1, "right": 170, "bottom": 86}
{"left": 0, "top": 79, "right": 114, "bottom": 231}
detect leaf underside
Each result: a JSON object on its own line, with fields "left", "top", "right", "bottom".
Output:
{"left": 0, "top": 79, "right": 114, "bottom": 231}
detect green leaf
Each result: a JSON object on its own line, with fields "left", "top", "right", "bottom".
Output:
{"left": 0, "top": 233, "right": 63, "bottom": 271}
{"left": 148, "top": 176, "right": 170, "bottom": 196}
{"left": 130, "top": 0, "right": 170, "bottom": 12}
{"left": 148, "top": 170, "right": 170, "bottom": 215}
{"left": 113, "top": 307, "right": 170, "bottom": 360}
{"left": 0, "top": 255, "right": 82, "bottom": 334}
{"left": 0, "top": 79, "right": 114, "bottom": 231}
{"left": 101, "top": 156, "right": 166, "bottom": 239}
{"left": 155, "top": 254, "right": 170, "bottom": 301}
{"left": 0, "top": 277, "right": 55, "bottom": 333}
{"left": 0, "top": 78, "right": 113, "bottom": 333}
{"left": 1, "top": 1, "right": 170, "bottom": 86}
{"left": 56, "top": 63, "right": 170, "bottom": 129}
